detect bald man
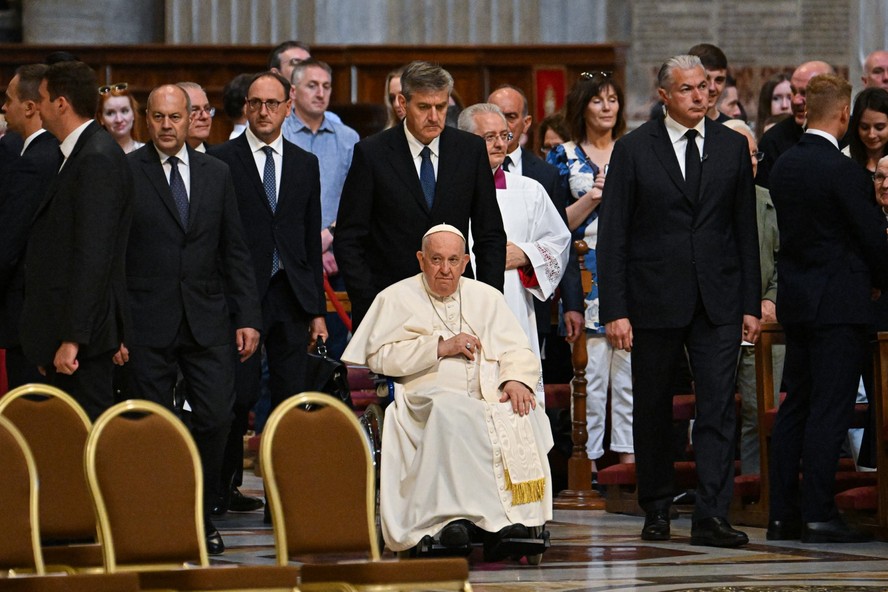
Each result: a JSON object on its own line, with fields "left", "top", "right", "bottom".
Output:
{"left": 756, "top": 60, "right": 834, "bottom": 188}
{"left": 863, "top": 50, "right": 888, "bottom": 90}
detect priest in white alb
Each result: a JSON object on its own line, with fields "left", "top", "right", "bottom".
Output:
{"left": 341, "top": 224, "right": 553, "bottom": 559}
{"left": 458, "top": 103, "right": 570, "bottom": 362}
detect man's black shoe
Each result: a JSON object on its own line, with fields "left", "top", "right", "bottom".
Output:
{"left": 766, "top": 518, "right": 801, "bottom": 540}
{"left": 690, "top": 517, "right": 748, "bottom": 547}
{"left": 439, "top": 520, "right": 471, "bottom": 548}
{"left": 483, "top": 523, "right": 530, "bottom": 561}
{"left": 229, "top": 487, "right": 264, "bottom": 512}
{"left": 205, "top": 528, "right": 225, "bottom": 555}
{"left": 641, "top": 510, "right": 670, "bottom": 541}
{"left": 801, "top": 518, "right": 873, "bottom": 543}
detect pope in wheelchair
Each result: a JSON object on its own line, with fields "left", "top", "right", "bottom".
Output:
{"left": 342, "top": 224, "right": 552, "bottom": 562}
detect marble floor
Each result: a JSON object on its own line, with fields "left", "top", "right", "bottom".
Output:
{"left": 213, "top": 475, "right": 888, "bottom": 591}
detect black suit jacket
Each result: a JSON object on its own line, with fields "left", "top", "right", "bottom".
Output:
{"left": 598, "top": 117, "right": 760, "bottom": 329}
{"left": 520, "top": 149, "right": 584, "bottom": 334}
{"left": 770, "top": 133, "right": 888, "bottom": 325}
{"left": 755, "top": 115, "right": 803, "bottom": 189}
{"left": 0, "top": 131, "right": 60, "bottom": 347}
{"left": 336, "top": 124, "right": 506, "bottom": 326}
{"left": 125, "top": 144, "right": 261, "bottom": 348}
{"left": 21, "top": 121, "right": 133, "bottom": 365}
{"left": 209, "top": 133, "right": 325, "bottom": 319}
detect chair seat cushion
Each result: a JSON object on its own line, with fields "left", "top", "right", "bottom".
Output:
{"left": 835, "top": 486, "right": 878, "bottom": 511}
{"left": 136, "top": 565, "right": 299, "bottom": 590}
{"left": 300, "top": 558, "right": 468, "bottom": 585}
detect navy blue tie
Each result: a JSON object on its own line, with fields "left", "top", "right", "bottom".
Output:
{"left": 502, "top": 155, "right": 513, "bottom": 172}
{"left": 419, "top": 146, "right": 435, "bottom": 209}
{"left": 262, "top": 146, "right": 281, "bottom": 275}
{"left": 167, "top": 155, "right": 189, "bottom": 228}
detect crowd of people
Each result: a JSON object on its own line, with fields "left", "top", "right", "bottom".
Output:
{"left": 2, "top": 40, "right": 888, "bottom": 561}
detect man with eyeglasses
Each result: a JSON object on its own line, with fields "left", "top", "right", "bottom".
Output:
{"left": 178, "top": 81, "right": 214, "bottom": 152}
{"left": 756, "top": 60, "right": 835, "bottom": 189}
{"left": 282, "top": 58, "right": 359, "bottom": 359}
{"left": 118, "top": 83, "right": 261, "bottom": 555}
{"left": 457, "top": 102, "right": 569, "bottom": 363}
{"left": 767, "top": 74, "right": 888, "bottom": 544}
{"left": 22, "top": 60, "right": 132, "bottom": 421}
{"left": 209, "top": 71, "right": 327, "bottom": 452}
{"left": 336, "top": 60, "right": 505, "bottom": 329}
{"left": 488, "top": 84, "right": 585, "bottom": 357}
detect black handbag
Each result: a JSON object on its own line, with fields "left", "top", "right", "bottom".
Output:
{"left": 305, "top": 336, "right": 353, "bottom": 408}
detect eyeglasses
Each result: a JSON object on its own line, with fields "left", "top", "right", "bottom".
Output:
{"left": 99, "top": 82, "right": 128, "bottom": 95}
{"left": 752, "top": 151, "right": 764, "bottom": 161}
{"left": 246, "top": 98, "right": 285, "bottom": 113}
{"left": 287, "top": 57, "right": 304, "bottom": 67}
{"left": 482, "top": 131, "right": 513, "bottom": 144}
{"left": 191, "top": 105, "right": 216, "bottom": 118}
{"left": 874, "top": 173, "right": 888, "bottom": 184}
{"left": 580, "top": 71, "right": 613, "bottom": 80}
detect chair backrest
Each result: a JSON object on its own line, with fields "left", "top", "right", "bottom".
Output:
{"left": 85, "top": 400, "right": 208, "bottom": 572}
{"left": 0, "top": 415, "right": 45, "bottom": 574}
{"left": 0, "top": 384, "right": 97, "bottom": 542}
{"left": 262, "top": 392, "right": 378, "bottom": 563}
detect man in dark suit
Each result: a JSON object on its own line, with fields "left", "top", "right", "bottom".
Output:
{"left": 21, "top": 61, "right": 132, "bottom": 420}
{"left": 767, "top": 74, "right": 888, "bottom": 544}
{"left": 487, "top": 85, "right": 584, "bottom": 349}
{"left": 209, "top": 72, "right": 328, "bottom": 509}
{"left": 336, "top": 60, "right": 506, "bottom": 328}
{"left": 120, "top": 84, "right": 261, "bottom": 554}
{"left": 597, "top": 55, "right": 761, "bottom": 547}
{"left": 0, "top": 64, "right": 60, "bottom": 388}
{"left": 756, "top": 60, "right": 834, "bottom": 189}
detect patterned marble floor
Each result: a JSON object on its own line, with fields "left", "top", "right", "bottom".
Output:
{"left": 215, "top": 475, "right": 888, "bottom": 591}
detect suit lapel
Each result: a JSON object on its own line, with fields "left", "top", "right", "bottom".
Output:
{"left": 386, "top": 127, "right": 430, "bottom": 213}
{"left": 650, "top": 117, "right": 696, "bottom": 203}
{"left": 185, "top": 146, "right": 203, "bottom": 227}
{"left": 698, "top": 119, "right": 721, "bottom": 204}
{"left": 142, "top": 144, "right": 188, "bottom": 232}
{"left": 233, "top": 135, "right": 273, "bottom": 215}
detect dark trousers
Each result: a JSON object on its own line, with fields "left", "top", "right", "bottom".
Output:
{"left": 769, "top": 323, "right": 866, "bottom": 522}
{"left": 45, "top": 349, "right": 117, "bottom": 422}
{"left": 127, "top": 319, "right": 235, "bottom": 517}
{"left": 632, "top": 312, "right": 741, "bottom": 520}
{"left": 221, "top": 272, "right": 310, "bottom": 495}
{"left": 4, "top": 345, "right": 45, "bottom": 390}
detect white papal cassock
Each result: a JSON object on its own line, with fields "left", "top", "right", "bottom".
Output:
{"left": 342, "top": 274, "right": 554, "bottom": 552}
{"left": 469, "top": 170, "right": 570, "bottom": 361}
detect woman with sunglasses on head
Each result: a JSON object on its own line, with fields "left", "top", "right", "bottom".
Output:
{"left": 547, "top": 71, "right": 634, "bottom": 477}
{"left": 97, "top": 83, "right": 144, "bottom": 154}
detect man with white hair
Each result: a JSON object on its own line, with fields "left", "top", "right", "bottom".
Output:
{"left": 457, "top": 102, "right": 570, "bottom": 361}
{"left": 342, "top": 224, "right": 552, "bottom": 561}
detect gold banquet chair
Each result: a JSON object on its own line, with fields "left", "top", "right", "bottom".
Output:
{"left": 85, "top": 399, "right": 300, "bottom": 591}
{"left": 0, "top": 414, "right": 140, "bottom": 591}
{"left": 0, "top": 384, "right": 104, "bottom": 571}
{"left": 261, "top": 392, "right": 472, "bottom": 592}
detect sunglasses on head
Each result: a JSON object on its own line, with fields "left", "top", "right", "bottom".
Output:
{"left": 580, "top": 71, "right": 613, "bottom": 81}
{"left": 99, "top": 82, "right": 128, "bottom": 95}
